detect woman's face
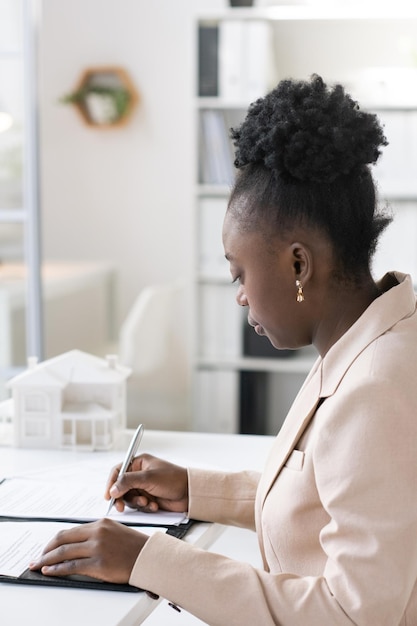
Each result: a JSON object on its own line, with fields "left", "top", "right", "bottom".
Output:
{"left": 222, "top": 210, "right": 310, "bottom": 351}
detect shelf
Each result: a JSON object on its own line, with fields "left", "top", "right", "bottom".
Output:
{"left": 370, "top": 104, "right": 417, "bottom": 112}
{"left": 197, "top": 97, "right": 417, "bottom": 115}
{"left": 197, "top": 6, "right": 417, "bottom": 22}
{"left": 379, "top": 189, "right": 417, "bottom": 201}
{"left": 197, "top": 97, "right": 249, "bottom": 109}
{"left": 196, "top": 351, "right": 317, "bottom": 375}
{"left": 193, "top": 8, "right": 417, "bottom": 434}
{"left": 197, "top": 184, "right": 232, "bottom": 197}
{"left": 0, "top": 49, "right": 21, "bottom": 58}
{"left": 197, "top": 275, "right": 231, "bottom": 285}
{"left": 0, "top": 209, "right": 27, "bottom": 223}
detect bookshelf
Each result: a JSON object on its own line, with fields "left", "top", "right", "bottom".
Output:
{"left": 192, "top": 7, "right": 417, "bottom": 435}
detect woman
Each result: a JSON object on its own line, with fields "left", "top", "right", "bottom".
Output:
{"left": 30, "top": 75, "right": 417, "bottom": 625}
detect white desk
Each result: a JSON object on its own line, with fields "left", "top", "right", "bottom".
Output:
{"left": 0, "top": 261, "right": 115, "bottom": 369}
{"left": 0, "top": 429, "right": 274, "bottom": 626}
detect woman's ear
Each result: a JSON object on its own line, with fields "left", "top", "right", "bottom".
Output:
{"left": 290, "top": 242, "right": 313, "bottom": 282}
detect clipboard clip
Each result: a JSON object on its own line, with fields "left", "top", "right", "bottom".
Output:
{"left": 145, "top": 591, "right": 181, "bottom": 612}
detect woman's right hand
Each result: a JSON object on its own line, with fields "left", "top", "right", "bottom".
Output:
{"left": 104, "top": 454, "right": 189, "bottom": 514}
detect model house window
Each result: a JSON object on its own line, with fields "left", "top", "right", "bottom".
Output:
{"left": 24, "top": 417, "right": 49, "bottom": 438}
{"left": 24, "top": 393, "right": 49, "bottom": 412}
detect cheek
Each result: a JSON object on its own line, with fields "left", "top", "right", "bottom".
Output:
{"left": 246, "top": 284, "right": 271, "bottom": 321}
{"left": 249, "top": 291, "right": 283, "bottom": 332}
{"left": 245, "top": 271, "right": 295, "bottom": 332}
{"left": 256, "top": 290, "right": 300, "bottom": 342}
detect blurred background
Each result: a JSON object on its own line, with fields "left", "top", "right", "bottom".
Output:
{"left": 1, "top": 0, "right": 417, "bottom": 434}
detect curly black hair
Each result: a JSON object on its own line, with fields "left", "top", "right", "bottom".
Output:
{"left": 229, "top": 75, "right": 392, "bottom": 277}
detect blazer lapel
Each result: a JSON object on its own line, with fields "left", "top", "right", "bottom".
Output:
{"left": 257, "top": 360, "right": 323, "bottom": 508}
{"left": 257, "top": 274, "right": 415, "bottom": 514}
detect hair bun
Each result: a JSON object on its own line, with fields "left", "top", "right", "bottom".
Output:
{"left": 231, "top": 75, "right": 388, "bottom": 183}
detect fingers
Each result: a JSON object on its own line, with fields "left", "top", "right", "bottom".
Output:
{"left": 104, "top": 454, "right": 189, "bottom": 513}
{"left": 40, "top": 525, "right": 90, "bottom": 555}
{"left": 123, "top": 493, "right": 159, "bottom": 513}
{"left": 29, "top": 519, "right": 148, "bottom": 584}
{"left": 104, "top": 453, "right": 156, "bottom": 500}
{"left": 107, "top": 457, "right": 162, "bottom": 507}
{"left": 109, "top": 469, "right": 150, "bottom": 499}
{"left": 33, "top": 552, "right": 88, "bottom": 578}
{"left": 30, "top": 526, "right": 92, "bottom": 576}
{"left": 104, "top": 463, "right": 121, "bottom": 500}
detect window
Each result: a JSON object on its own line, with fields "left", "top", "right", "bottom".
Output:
{"left": 24, "top": 392, "right": 48, "bottom": 412}
{"left": 24, "top": 416, "right": 48, "bottom": 438}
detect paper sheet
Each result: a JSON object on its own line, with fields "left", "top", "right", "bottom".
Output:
{"left": 0, "top": 477, "right": 188, "bottom": 526}
{"left": 0, "top": 522, "right": 76, "bottom": 576}
{"left": 0, "top": 522, "right": 164, "bottom": 577}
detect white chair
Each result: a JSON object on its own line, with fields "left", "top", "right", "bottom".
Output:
{"left": 118, "top": 280, "right": 191, "bottom": 430}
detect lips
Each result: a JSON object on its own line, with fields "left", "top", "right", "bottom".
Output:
{"left": 248, "top": 315, "right": 256, "bottom": 328}
{"left": 248, "top": 316, "right": 264, "bottom": 336}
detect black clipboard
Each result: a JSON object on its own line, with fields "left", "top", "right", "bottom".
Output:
{"left": 0, "top": 519, "right": 195, "bottom": 592}
{"left": 0, "top": 568, "right": 141, "bottom": 592}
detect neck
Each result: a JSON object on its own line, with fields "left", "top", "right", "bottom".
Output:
{"left": 312, "top": 274, "right": 380, "bottom": 357}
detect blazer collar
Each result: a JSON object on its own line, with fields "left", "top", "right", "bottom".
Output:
{"left": 257, "top": 360, "right": 323, "bottom": 507}
{"left": 320, "top": 272, "right": 416, "bottom": 397}
{"left": 257, "top": 272, "right": 415, "bottom": 508}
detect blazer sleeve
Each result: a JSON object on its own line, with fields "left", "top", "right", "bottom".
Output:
{"left": 129, "top": 532, "right": 355, "bottom": 626}
{"left": 309, "top": 374, "right": 417, "bottom": 625}
{"left": 187, "top": 468, "right": 260, "bottom": 529}
{"left": 129, "top": 373, "right": 417, "bottom": 626}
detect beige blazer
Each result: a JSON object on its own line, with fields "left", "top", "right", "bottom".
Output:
{"left": 131, "top": 272, "right": 417, "bottom": 626}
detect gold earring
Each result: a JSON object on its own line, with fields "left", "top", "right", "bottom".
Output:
{"left": 296, "top": 280, "right": 304, "bottom": 303}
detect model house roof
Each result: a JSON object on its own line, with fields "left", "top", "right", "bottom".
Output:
{"left": 7, "top": 350, "right": 132, "bottom": 388}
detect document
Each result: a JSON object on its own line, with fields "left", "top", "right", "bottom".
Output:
{"left": 0, "top": 477, "right": 188, "bottom": 526}
{"left": 0, "top": 521, "right": 65, "bottom": 577}
{"left": 0, "top": 521, "right": 163, "bottom": 592}
{"left": 0, "top": 455, "right": 188, "bottom": 526}
{"left": 0, "top": 451, "right": 195, "bottom": 592}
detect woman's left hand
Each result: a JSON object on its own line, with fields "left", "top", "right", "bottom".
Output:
{"left": 29, "top": 518, "right": 148, "bottom": 584}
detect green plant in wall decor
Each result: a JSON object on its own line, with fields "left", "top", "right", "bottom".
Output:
{"left": 61, "top": 66, "right": 138, "bottom": 128}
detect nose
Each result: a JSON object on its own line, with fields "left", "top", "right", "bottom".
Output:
{"left": 236, "top": 285, "right": 248, "bottom": 307}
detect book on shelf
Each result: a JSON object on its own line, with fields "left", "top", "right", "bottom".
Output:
{"left": 199, "top": 109, "right": 234, "bottom": 185}
{"left": 198, "top": 23, "right": 219, "bottom": 97}
{"left": 373, "top": 109, "right": 417, "bottom": 197}
{"left": 198, "top": 282, "right": 244, "bottom": 360}
{"left": 198, "top": 196, "right": 230, "bottom": 278}
{"left": 372, "top": 201, "right": 417, "bottom": 280}
{"left": 194, "top": 369, "right": 239, "bottom": 433}
{"left": 218, "top": 19, "right": 276, "bottom": 102}
{"left": 198, "top": 108, "right": 245, "bottom": 186}
{"left": 243, "top": 321, "right": 294, "bottom": 359}
{"left": 218, "top": 19, "right": 245, "bottom": 102}
{"left": 239, "top": 370, "right": 269, "bottom": 435}
{"left": 245, "top": 20, "right": 276, "bottom": 103}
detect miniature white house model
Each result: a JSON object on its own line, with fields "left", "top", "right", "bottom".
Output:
{"left": 7, "top": 350, "right": 131, "bottom": 450}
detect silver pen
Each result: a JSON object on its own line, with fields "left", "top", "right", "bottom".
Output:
{"left": 106, "top": 423, "right": 144, "bottom": 516}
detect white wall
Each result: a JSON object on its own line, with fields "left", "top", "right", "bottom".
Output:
{"left": 38, "top": 0, "right": 225, "bottom": 427}
{"left": 37, "top": 2, "right": 417, "bottom": 431}
{"left": 39, "top": 0, "right": 221, "bottom": 328}
{"left": 39, "top": 3, "right": 417, "bottom": 326}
